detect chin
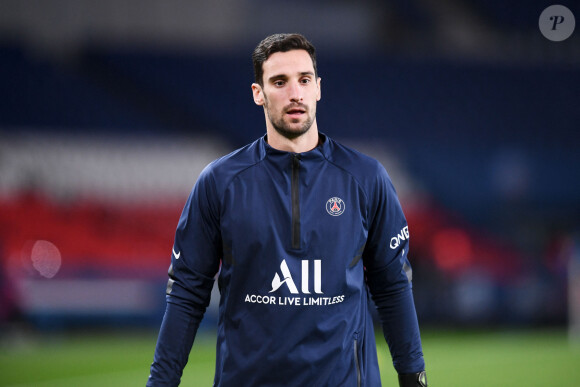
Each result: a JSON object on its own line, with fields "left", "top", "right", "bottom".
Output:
{"left": 273, "top": 126, "right": 310, "bottom": 140}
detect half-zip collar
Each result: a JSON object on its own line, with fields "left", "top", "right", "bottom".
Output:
{"left": 258, "top": 133, "right": 330, "bottom": 251}
{"left": 291, "top": 154, "right": 301, "bottom": 249}
{"left": 258, "top": 132, "right": 331, "bottom": 161}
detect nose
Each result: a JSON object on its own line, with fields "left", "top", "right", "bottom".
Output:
{"left": 289, "top": 81, "right": 303, "bottom": 102}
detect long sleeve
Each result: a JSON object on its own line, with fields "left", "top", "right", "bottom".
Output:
{"left": 363, "top": 165, "right": 425, "bottom": 374}
{"left": 147, "top": 166, "right": 222, "bottom": 386}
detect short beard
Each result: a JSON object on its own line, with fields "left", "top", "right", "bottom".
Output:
{"left": 270, "top": 115, "right": 314, "bottom": 140}
{"left": 265, "top": 100, "right": 315, "bottom": 140}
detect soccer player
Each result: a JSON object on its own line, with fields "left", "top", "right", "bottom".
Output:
{"left": 147, "top": 33, "right": 427, "bottom": 387}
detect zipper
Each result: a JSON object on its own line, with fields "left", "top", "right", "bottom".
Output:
{"left": 291, "top": 154, "right": 301, "bottom": 249}
{"left": 354, "top": 338, "right": 361, "bottom": 387}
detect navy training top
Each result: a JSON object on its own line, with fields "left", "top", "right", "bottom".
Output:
{"left": 147, "top": 133, "right": 425, "bottom": 386}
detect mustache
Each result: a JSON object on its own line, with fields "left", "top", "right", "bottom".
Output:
{"left": 284, "top": 103, "right": 308, "bottom": 112}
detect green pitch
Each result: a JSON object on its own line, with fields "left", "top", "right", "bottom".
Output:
{"left": 1, "top": 328, "right": 579, "bottom": 386}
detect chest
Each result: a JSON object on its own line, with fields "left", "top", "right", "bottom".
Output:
{"left": 219, "top": 161, "right": 369, "bottom": 257}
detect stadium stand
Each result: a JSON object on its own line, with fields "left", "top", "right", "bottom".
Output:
{"left": 0, "top": 11, "right": 577, "bottom": 327}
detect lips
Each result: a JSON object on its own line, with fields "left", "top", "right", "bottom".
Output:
{"left": 286, "top": 106, "right": 306, "bottom": 115}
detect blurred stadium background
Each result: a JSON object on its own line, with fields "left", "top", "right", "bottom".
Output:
{"left": 0, "top": 0, "right": 579, "bottom": 385}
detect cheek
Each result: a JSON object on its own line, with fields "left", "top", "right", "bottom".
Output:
{"left": 262, "top": 92, "right": 275, "bottom": 109}
{"left": 265, "top": 97, "right": 282, "bottom": 112}
{"left": 314, "top": 87, "right": 321, "bottom": 101}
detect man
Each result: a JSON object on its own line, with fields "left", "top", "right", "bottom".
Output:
{"left": 147, "top": 33, "right": 427, "bottom": 387}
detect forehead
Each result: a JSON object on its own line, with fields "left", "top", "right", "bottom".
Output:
{"left": 262, "top": 49, "right": 315, "bottom": 79}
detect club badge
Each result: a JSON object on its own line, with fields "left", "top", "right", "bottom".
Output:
{"left": 326, "top": 197, "right": 345, "bottom": 216}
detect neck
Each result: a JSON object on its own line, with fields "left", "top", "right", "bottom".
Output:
{"left": 266, "top": 122, "right": 320, "bottom": 153}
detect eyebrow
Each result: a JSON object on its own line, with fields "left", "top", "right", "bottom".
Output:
{"left": 268, "top": 71, "right": 315, "bottom": 83}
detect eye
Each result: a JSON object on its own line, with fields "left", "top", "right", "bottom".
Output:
{"left": 301, "top": 77, "right": 312, "bottom": 84}
{"left": 273, "top": 80, "right": 285, "bottom": 87}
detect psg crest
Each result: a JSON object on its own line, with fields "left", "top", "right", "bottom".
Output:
{"left": 326, "top": 197, "right": 345, "bottom": 216}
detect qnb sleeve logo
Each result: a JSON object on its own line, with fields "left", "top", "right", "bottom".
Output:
{"left": 390, "top": 226, "right": 409, "bottom": 249}
{"left": 244, "top": 259, "right": 345, "bottom": 307}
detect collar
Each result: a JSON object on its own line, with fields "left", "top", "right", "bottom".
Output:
{"left": 259, "top": 132, "right": 331, "bottom": 161}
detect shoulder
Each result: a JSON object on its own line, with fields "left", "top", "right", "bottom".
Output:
{"left": 325, "top": 137, "right": 390, "bottom": 187}
{"left": 198, "top": 138, "right": 263, "bottom": 192}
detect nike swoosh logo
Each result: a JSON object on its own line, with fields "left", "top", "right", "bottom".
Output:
{"left": 172, "top": 248, "right": 181, "bottom": 259}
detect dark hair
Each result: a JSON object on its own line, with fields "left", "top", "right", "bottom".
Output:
{"left": 252, "top": 33, "right": 317, "bottom": 86}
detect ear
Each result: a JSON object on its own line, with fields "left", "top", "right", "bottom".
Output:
{"left": 316, "top": 77, "right": 322, "bottom": 102}
{"left": 252, "top": 83, "right": 265, "bottom": 106}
